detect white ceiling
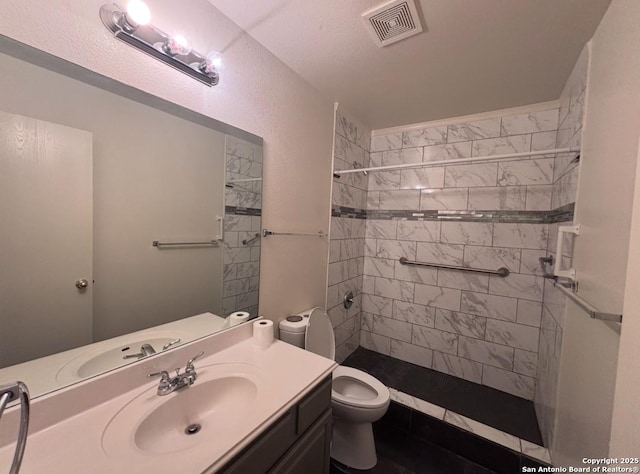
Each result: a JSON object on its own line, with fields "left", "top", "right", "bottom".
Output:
{"left": 209, "top": 0, "right": 611, "bottom": 130}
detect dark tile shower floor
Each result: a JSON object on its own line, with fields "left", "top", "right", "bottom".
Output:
{"left": 342, "top": 347, "right": 543, "bottom": 446}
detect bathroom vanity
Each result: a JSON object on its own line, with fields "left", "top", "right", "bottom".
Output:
{"left": 0, "top": 322, "right": 336, "bottom": 473}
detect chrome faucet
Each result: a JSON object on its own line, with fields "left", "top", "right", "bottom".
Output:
{"left": 123, "top": 343, "right": 157, "bottom": 360}
{"left": 148, "top": 351, "right": 204, "bottom": 396}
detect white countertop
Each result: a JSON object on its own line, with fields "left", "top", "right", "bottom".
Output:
{"left": 0, "top": 335, "right": 337, "bottom": 473}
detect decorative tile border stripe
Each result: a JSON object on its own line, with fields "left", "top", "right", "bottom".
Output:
{"left": 225, "top": 206, "right": 262, "bottom": 216}
{"left": 331, "top": 203, "right": 574, "bottom": 224}
{"left": 331, "top": 205, "right": 367, "bottom": 219}
{"left": 389, "top": 388, "right": 553, "bottom": 465}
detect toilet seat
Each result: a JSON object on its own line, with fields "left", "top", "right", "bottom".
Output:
{"left": 331, "top": 366, "right": 389, "bottom": 410}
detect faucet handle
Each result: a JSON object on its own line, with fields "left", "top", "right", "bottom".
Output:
{"left": 186, "top": 351, "right": 204, "bottom": 370}
{"left": 147, "top": 370, "right": 170, "bottom": 382}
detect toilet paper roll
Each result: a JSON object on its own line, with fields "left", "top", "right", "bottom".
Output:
{"left": 253, "top": 319, "right": 274, "bottom": 349}
{"left": 229, "top": 311, "right": 250, "bottom": 327}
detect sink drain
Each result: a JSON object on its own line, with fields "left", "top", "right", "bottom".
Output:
{"left": 185, "top": 423, "right": 201, "bottom": 435}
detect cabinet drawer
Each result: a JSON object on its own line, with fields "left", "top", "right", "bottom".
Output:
{"left": 221, "top": 408, "right": 297, "bottom": 474}
{"left": 297, "top": 376, "right": 331, "bottom": 435}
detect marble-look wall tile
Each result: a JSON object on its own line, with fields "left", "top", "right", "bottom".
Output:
{"left": 416, "top": 242, "right": 464, "bottom": 265}
{"left": 447, "top": 118, "right": 501, "bottom": 143}
{"left": 394, "top": 260, "right": 438, "bottom": 285}
{"left": 390, "top": 340, "right": 434, "bottom": 368}
{"left": 379, "top": 190, "right": 421, "bottom": 210}
{"left": 432, "top": 352, "right": 483, "bottom": 384}
{"left": 402, "top": 126, "right": 448, "bottom": 147}
{"left": 397, "top": 221, "right": 440, "bottom": 242}
{"left": 460, "top": 291, "right": 518, "bottom": 322}
{"left": 399, "top": 167, "right": 445, "bottom": 190}
{"left": 371, "top": 133, "right": 403, "bottom": 152}
{"left": 493, "top": 223, "right": 548, "bottom": 250}
{"left": 361, "top": 293, "right": 393, "bottom": 317}
{"left": 498, "top": 159, "right": 554, "bottom": 186}
{"left": 472, "top": 135, "right": 531, "bottom": 157}
{"left": 366, "top": 219, "right": 397, "bottom": 239}
{"left": 383, "top": 148, "right": 423, "bottom": 165}
{"left": 420, "top": 188, "right": 469, "bottom": 210}
{"left": 423, "top": 142, "right": 472, "bottom": 162}
{"left": 414, "top": 284, "right": 461, "bottom": 311}
{"left": 412, "top": 326, "right": 459, "bottom": 355}
{"left": 440, "top": 222, "right": 493, "bottom": 246}
{"left": 482, "top": 366, "right": 534, "bottom": 400}
{"left": 525, "top": 185, "right": 553, "bottom": 211}
{"left": 368, "top": 170, "right": 401, "bottom": 191}
{"left": 444, "top": 163, "right": 498, "bottom": 188}
{"left": 363, "top": 257, "right": 395, "bottom": 278}
{"left": 486, "top": 319, "right": 540, "bottom": 352}
{"left": 463, "top": 246, "right": 521, "bottom": 273}
{"left": 373, "top": 315, "right": 412, "bottom": 342}
{"left": 458, "top": 336, "right": 514, "bottom": 370}
{"left": 360, "top": 330, "right": 391, "bottom": 354}
{"left": 489, "top": 273, "right": 544, "bottom": 301}
{"left": 435, "top": 309, "right": 487, "bottom": 339}
{"left": 377, "top": 239, "right": 417, "bottom": 260}
{"left": 500, "top": 109, "right": 559, "bottom": 136}
{"left": 519, "top": 249, "right": 546, "bottom": 275}
{"left": 392, "top": 300, "right": 436, "bottom": 327}
{"left": 514, "top": 349, "right": 538, "bottom": 377}
{"left": 531, "top": 131, "right": 558, "bottom": 151}
{"left": 517, "top": 300, "right": 543, "bottom": 327}
{"left": 374, "top": 277, "right": 414, "bottom": 302}
{"left": 467, "top": 186, "right": 526, "bottom": 210}
{"left": 336, "top": 332, "right": 360, "bottom": 364}
{"left": 437, "top": 270, "right": 490, "bottom": 293}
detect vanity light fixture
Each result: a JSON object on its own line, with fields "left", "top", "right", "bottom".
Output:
{"left": 100, "top": 1, "right": 220, "bottom": 86}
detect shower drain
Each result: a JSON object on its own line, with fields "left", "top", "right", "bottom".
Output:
{"left": 185, "top": 423, "right": 202, "bottom": 435}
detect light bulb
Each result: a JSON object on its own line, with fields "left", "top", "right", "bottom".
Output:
{"left": 164, "top": 35, "right": 192, "bottom": 56}
{"left": 125, "top": 0, "right": 151, "bottom": 27}
{"left": 201, "top": 50, "right": 223, "bottom": 75}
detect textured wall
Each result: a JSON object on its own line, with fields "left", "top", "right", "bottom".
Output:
{"left": 0, "top": 0, "right": 335, "bottom": 324}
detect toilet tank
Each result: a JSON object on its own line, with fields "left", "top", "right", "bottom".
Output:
{"left": 279, "top": 315, "right": 308, "bottom": 348}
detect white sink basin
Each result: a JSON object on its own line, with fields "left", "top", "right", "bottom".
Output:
{"left": 102, "top": 363, "right": 263, "bottom": 456}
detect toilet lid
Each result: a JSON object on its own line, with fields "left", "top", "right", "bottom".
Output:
{"left": 331, "top": 366, "right": 390, "bottom": 409}
{"left": 304, "top": 307, "right": 335, "bottom": 361}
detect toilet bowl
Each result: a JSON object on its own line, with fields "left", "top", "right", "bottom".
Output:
{"left": 279, "top": 308, "right": 390, "bottom": 470}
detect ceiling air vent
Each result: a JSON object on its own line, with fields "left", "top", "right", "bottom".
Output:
{"left": 362, "top": 0, "right": 423, "bottom": 47}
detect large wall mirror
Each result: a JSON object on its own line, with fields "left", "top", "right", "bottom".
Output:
{"left": 0, "top": 36, "right": 262, "bottom": 400}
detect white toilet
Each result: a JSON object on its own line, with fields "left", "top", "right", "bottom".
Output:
{"left": 279, "top": 308, "right": 390, "bottom": 470}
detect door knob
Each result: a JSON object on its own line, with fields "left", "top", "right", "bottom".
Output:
{"left": 75, "top": 279, "right": 89, "bottom": 289}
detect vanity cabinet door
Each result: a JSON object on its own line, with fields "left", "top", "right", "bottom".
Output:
{"left": 269, "top": 409, "right": 332, "bottom": 474}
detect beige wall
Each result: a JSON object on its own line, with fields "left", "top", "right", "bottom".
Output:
{"left": 605, "top": 0, "right": 640, "bottom": 457}
{"left": 0, "top": 0, "right": 335, "bottom": 325}
{"left": 554, "top": 0, "right": 640, "bottom": 462}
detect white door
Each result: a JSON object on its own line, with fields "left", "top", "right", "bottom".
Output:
{"left": 0, "top": 111, "right": 93, "bottom": 368}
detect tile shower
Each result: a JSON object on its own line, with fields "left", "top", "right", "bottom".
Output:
{"left": 327, "top": 46, "right": 587, "bottom": 450}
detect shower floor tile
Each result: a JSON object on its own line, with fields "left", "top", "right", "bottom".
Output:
{"left": 342, "top": 347, "right": 543, "bottom": 446}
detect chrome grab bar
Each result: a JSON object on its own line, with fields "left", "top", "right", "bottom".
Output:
{"left": 398, "top": 257, "right": 510, "bottom": 277}
{"left": 0, "top": 382, "right": 30, "bottom": 474}
{"left": 152, "top": 239, "right": 221, "bottom": 247}
{"left": 262, "top": 229, "right": 327, "bottom": 238}
{"left": 242, "top": 233, "right": 261, "bottom": 246}
{"left": 555, "top": 284, "right": 622, "bottom": 323}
